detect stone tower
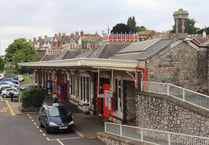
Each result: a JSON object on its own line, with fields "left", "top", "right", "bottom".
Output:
{"left": 173, "top": 9, "right": 189, "bottom": 36}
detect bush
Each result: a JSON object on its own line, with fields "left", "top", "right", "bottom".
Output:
{"left": 21, "top": 87, "right": 46, "bottom": 109}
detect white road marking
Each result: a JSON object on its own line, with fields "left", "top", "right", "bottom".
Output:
{"left": 74, "top": 129, "right": 84, "bottom": 137}
{"left": 49, "top": 136, "right": 83, "bottom": 141}
{"left": 0, "top": 96, "right": 3, "bottom": 101}
{"left": 26, "top": 114, "right": 81, "bottom": 143}
{"left": 57, "top": 139, "right": 64, "bottom": 145}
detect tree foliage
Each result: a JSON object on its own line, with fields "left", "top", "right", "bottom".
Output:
{"left": 136, "top": 26, "right": 146, "bottom": 32}
{"left": 196, "top": 27, "right": 209, "bottom": 34}
{"left": 5, "top": 38, "right": 35, "bottom": 66}
{"left": 0, "top": 57, "right": 5, "bottom": 72}
{"left": 111, "top": 16, "right": 147, "bottom": 34}
{"left": 111, "top": 23, "right": 131, "bottom": 34}
{"left": 127, "top": 16, "right": 137, "bottom": 33}
{"left": 127, "top": 16, "right": 146, "bottom": 33}
{"left": 186, "top": 18, "right": 199, "bottom": 34}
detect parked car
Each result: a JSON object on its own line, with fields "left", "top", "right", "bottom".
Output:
{"left": 1, "top": 87, "right": 19, "bottom": 98}
{"left": 1, "top": 78, "right": 19, "bottom": 86}
{"left": 0, "top": 82, "right": 12, "bottom": 89}
{"left": 0, "top": 81, "right": 19, "bottom": 88}
{"left": 39, "top": 103, "right": 74, "bottom": 133}
{"left": 0, "top": 86, "right": 12, "bottom": 94}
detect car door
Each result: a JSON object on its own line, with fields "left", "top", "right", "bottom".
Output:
{"left": 39, "top": 106, "right": 48, "bottom": 127}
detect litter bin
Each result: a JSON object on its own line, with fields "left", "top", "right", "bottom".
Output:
{"left": 83, "top": 103, "right": 89, "bottom": 114}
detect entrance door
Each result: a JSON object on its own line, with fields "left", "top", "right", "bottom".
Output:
{"left": 103, "top": 84, "right": 110, "bottom": 119}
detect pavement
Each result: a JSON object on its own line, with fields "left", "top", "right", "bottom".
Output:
{"left": 7, "top": 96, "right": 105, "bottom": 139}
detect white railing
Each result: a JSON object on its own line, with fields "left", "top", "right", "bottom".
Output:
{"left": 105, "top": 122, "right": 209, "bottom": 145}
{"left": 141, "top": 81, "right": 209, "bottom": 110}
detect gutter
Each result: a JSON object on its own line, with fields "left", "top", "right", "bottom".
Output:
{"left": 136, "top": 65, "right": 146, "bottom": 92}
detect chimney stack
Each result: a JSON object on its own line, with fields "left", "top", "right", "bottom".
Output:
{"left": 80, "top": 31, "right": 84, "bottom": 36}
{"left": 173, "top": 8, "right": 189, "bottom": 38}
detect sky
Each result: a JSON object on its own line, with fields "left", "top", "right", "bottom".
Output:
{"left": 0, "top": 0, "right": 208, "bottom": 55}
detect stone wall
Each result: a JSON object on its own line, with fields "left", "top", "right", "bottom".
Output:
{"left": 197, "top": 48, "right": 208, "bottom": 94}
{"left": 146, "top": 40, "right": 208, "bottom": 95}
{"left": 208, "top": 49, "right": 209, "bottom": 94}
{"left": 125, "top": 81, "right": 137, "bottom": 122}
{"left": 136, "top": 92, "right": 209, "bottom": 137}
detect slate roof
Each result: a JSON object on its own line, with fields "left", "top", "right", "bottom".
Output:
{"left": 200, "top": 40, "right": 209, "bottom": 47}
{"left": 112, "top": 38, "right": 173, "bottom": 61}
{"left": 55, "top": 49, "right": 69, "bottom": 60}
{"left": 88, "top": 45, "right": 106, "bottom": 58}
{"left": 118, "top": 38, "right": 161, "bottom": 54}
{"left": 75, "top": 49, "right": 92, "bottom": 58}
{"left": 88, "top": 42, "right": 127, "bottom": 58}
{"left": 62, "top": 50, "right": 82, "bottom": 59}
{"left": 196, "top": 37, "right": 208, "bottom": 44}
{"left": 41, "top": 54, "right": 59, "bottom": 61}
{"left": 137, "top": 39, "right": 173, "bottom": 60}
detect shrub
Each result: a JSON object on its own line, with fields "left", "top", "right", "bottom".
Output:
{"left": 21, "top": 87, "right": 46, "bottom": 109}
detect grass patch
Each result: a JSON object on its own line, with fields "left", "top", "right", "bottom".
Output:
{"left": 21, "top": 74, "right": 33, "bottom": 84}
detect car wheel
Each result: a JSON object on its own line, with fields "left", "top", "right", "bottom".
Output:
{"left": 3, "top": 94, "right": 6, "bottom": 98}
{"left": 39, "top": 119, "right": 43, "bottom": 128}
{"left": 45, "top": 126, "right": 51, "bottom": 134}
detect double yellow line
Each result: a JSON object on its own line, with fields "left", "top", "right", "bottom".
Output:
{"left": 5, "top": 100, "right": 16, "bottom": 116}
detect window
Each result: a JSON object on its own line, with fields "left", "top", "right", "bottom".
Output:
{"left": 81, "top": 76, "right": 90, "bottom": 102}
{"left": 116, "top": 79, "right": 122, "bottom": 112}
{"left": 70, "top": 75, "right": 76, "bottom": 96}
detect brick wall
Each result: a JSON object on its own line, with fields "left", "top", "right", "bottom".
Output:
{"left": 136, "top": 92, "right": 209, "bottom": 137}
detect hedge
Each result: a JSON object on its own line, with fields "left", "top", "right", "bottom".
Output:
{"left": 21, "top": 87, "right": 46, "bottom": 109}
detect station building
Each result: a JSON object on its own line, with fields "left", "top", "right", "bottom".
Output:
{"left": 19, "top": 9, "right": 209, "bottom": 123}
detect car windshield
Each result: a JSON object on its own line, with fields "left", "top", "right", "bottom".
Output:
{"left": 48, "top": 106, "right": 68, "bottom": 117}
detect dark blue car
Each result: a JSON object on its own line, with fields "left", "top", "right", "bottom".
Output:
{"left": 39, "top": 103, "right": 74, "bottom": 133}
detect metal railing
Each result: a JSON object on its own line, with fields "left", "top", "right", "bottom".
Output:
{"left": 141, "top": 81, "right": 209, "bottom": 110}
{"left": 105, "top": 122, "right": 209, "bottom": 145}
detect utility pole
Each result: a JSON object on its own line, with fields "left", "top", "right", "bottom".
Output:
{"left": 107, "top": 25, "right": 110, "bottom": 35}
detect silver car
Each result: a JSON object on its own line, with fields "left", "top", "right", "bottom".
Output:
{"left": 1, "top": 87, "right": 19, "bottom": 98}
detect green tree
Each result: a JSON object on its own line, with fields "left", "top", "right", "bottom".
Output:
{"left": 111, "top": 23, "right": 131, "bottom": 34}
{"left": 127, "top": 16, "right": 137, "bottom": 33}
{"left": 0, "top": 57, "right": 5, "bottom": 72}
{"left": 186, "top": 18, "right": 198, "bottom": 34}
{"left": 5, "top": 38, "right": 35, "bottom": 66}
{"left": 136, "top": 26, "right": 146, "bottom": 32}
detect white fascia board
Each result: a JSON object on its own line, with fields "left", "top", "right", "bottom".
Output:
{"left": 18, "top": 58, "right": 145, "bottom": 71}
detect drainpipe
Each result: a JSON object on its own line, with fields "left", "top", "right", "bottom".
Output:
{"left": 136, "top": 65, "right": 146, "bottom": 92}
